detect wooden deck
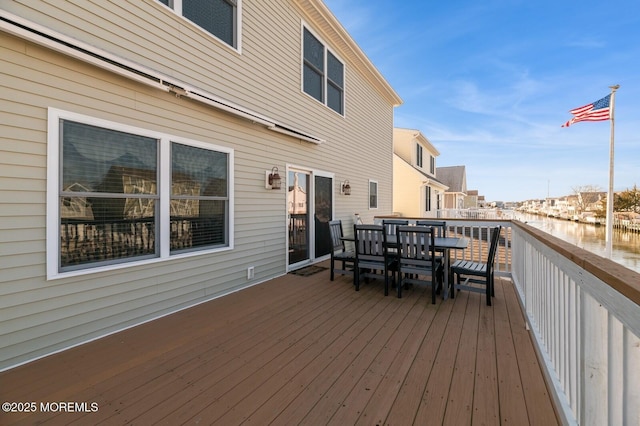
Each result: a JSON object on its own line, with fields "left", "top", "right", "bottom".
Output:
{"left": 0, "top": 263, "right": 558, "bottom": 425}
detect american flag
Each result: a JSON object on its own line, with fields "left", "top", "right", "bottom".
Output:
{"left": 561, "top": 94, "right": 611, "bottom": 127}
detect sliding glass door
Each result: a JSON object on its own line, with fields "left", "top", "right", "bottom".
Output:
{"left": 288, "top": 170, "right": 310, "bottom": 265}
{"left": 314, "top": 175, "right": 333, "bottom": 258}
{"left": 287, "top": 168, "right": 333, "bottom": 267}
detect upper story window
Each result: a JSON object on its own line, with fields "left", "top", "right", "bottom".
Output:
{"left": 430, "top": 155, "right": 435, "bottom": 174}
{"left": 303, "top": 27, "right": 344, "bottom": 115}
{"left": 157, "top": 0, "right": 239, "bottom": 49}
{"left": 416, "top": 144, "right": 423, "bottom": 168}
{"left": 48, "top": 109, "right": 233, "bottom": 278}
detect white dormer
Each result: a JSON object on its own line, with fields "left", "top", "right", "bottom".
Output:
{"left": 393, "top": 128, "right": 439, "bottom": 178}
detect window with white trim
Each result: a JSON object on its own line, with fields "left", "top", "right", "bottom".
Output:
{"left": 303, "top": 27, "right": 344, "bottom": 115}
{"left": 416, "top": 144, "right": 423, "bottom": 168}
{"left": 369, "top": 180, "right": 378, "bottom": 209}
{"left": 157, "top": 0, "right": 239, "bottom": 48}
{"left": 49, "top": 109, "right": 233, "bottom": 277}
{"left": 430, "top": 155, "right": 435, "bottom": 174}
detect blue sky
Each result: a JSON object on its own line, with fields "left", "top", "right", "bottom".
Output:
{"left": 323, "top": 0, "right": 640, "bottom": 202}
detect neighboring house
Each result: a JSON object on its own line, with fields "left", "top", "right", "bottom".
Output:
{"left": 0, "top": 0, "right": 402, "bottom": 370}
{"left": 579, "top": 192, "right": 606, "bottom": 213}
{"left": 464, "top": 189, "right": 479, "bottom": 209}
{"left": 436, "top": 165, "right": 468, "bottom": 210}
{"left": 392, "top": 128, "right": 448, "bottom": 218}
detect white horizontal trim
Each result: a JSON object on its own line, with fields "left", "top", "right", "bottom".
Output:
{"left": 0, "top": 10, "right": 323, "bottom": 144}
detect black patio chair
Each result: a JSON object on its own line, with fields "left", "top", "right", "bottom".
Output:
{"left": 328, "top": 220, "right": 355, "bottom": 281}
{"left": 416, "top": 220, "right": 447, "bottom": 289}
{"left": 450, "top": 226, "right": 502, "bottom": 306}
{"left": 353, "top": 224, "right": 395, "bottom": 296}
{"left": 395, "top": 225, "right": 442, "bottom": 303}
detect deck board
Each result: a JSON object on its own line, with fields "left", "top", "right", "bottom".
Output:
{"left": 472, "top": 291, "right": 500, "bottom": 425}
{"left": 494, "top": 278, "right": 530, "bottom": 425}
{"left": 0, "top": 264, "right": 559, "bottom": 425}
{"left": 503, "top": 277, "right": 559, "bottom": 425}
{"left": 413, "top": 289, "right": 468, "bottom": 424}
{"left": 443, "top": 291, "right": 480, "bottom": 425}
{"left": 354, "top": 291, "right": 439, "bottom": 425}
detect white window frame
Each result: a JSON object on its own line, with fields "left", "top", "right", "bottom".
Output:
{"left": 301, "top": 24, "right": 345, "bottom": 116}
{"left": 369, "top": 179, "right": 378, "bottom": 210}
{"left": 46, "top": 108, "right": 234, "bottom": 280}
{"left": 156, "top": 0, "right": 242, "bottom": 52}
{"left": 416, "top": 143, "right": 423, "bottom": 168}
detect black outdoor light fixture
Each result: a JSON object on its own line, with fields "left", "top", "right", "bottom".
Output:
{"left": 268, "top": 166, "right": 282, "bottom": 190}
{"left": 341, "top": 180, "right": 351, "bottom": 195}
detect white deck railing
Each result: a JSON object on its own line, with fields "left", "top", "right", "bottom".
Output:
{"left": 511, "top": 221, "right": 640, "bottom": 426}
{"left": 375, "top": 216, "right": 640, "bottom": 425}
{"left": 437, "top": 208, "right": 517, "bottom": 220}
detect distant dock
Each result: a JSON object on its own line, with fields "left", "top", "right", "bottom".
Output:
{"left": 614, "top": 218, "right": 640, "bottom": 233}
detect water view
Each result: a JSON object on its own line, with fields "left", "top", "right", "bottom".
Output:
{"left": 514, "top": 213, "right": 640, "bottom": 273}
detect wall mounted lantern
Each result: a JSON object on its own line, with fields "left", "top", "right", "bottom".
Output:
{"left": 341, "top": 180, "right": 351, "bottom": 195}
{"left": 267, "top": 167, "right": 282, "bottom": 190}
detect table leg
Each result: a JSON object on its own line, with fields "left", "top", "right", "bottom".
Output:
{"left": 443, "top": 250, "right": 450, "bottom": 300}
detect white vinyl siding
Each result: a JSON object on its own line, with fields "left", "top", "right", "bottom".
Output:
{"left": 0, "top": 0, "right": 397, "bottom": 369}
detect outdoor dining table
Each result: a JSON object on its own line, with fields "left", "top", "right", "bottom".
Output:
{"left": 385, "top": 235, "right": 469, "bottom": 300}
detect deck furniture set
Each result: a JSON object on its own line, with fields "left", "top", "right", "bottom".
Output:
{"left": 329, "top": 219, "right": 501, "bottom": 306}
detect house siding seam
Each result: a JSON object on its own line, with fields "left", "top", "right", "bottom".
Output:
{"left": 0, "top": 0, "right": 397, "bottom": 370}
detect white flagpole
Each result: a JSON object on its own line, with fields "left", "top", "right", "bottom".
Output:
{"left": 605, "top": 84, "right": 620, "bottom": 258}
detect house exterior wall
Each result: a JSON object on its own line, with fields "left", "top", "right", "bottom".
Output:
{"left": 393, "top": 156, "right": 445, "bottom": 218}
{"left": 392, "top": 128, "right": 438, "bottom": 178}
{"left": 393, "top": 130, "right": 414, "bottom": 165}
{"left": 392, "top": 129, "right": 443, "bottom": 218}
{"left": 393, "top": 155, "right": 423, "bottom": 217}
{"left": 0, "top": 0, "right": 399, "bottom": 370}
